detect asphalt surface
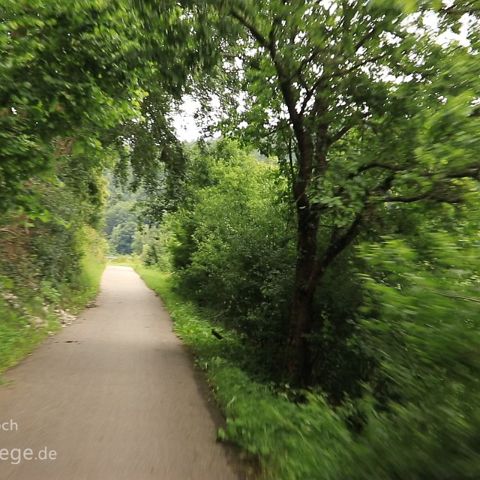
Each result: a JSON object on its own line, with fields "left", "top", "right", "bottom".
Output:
{"left": 0, "top": 266, "right": 240, "bottom": 480}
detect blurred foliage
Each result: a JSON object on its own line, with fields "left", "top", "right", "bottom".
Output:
{"left": 187, "top": 0, "right": 480, "bottom": 386}
{"left": 0, "top": 176, "right": 107, "bottom": 375}
{"left": 1, "top": 0, "right": 480, "bottom": 478}
{"left": 138, "top": 137, "right": 480, "bottom": 478}
{"left": 138, "top": 249, "right": 480, "bottom": 479}
{"left": 0, "top": 0, "right": 141, "bottom": 212}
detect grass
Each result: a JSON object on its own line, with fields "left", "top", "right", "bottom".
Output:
{"left": 64, "top": 236, "right": 106, "bottom": 313}
{"left": 0, "top": 227, "right": 106, "bottom": 376}
{"left": 0, "top": 298, "right": 60, "bottom": 375}
{"left": 108, "top": 254, "right": 139, "bottom": 266}
{"left": 134, "top": 264, "right": 356, "bottom": 480}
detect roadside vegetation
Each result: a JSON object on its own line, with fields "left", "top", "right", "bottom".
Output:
{"left": 0, "top": 232, "right": 105, "bottom": 375}
{"left": 133, "top": 139, "right": 480, "bottom": 479}
{"left": 0, "top": 157, "right": 107, "bottom": 374}
{"left": 1, "top": 1, "right": 479, "bottom": 478}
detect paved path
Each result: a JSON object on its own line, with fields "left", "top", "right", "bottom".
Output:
{"left": 0, "top": 266, "right": 239, "bottom": 480}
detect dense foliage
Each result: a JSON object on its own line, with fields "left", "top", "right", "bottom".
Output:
{"left": 0, "top": 156, "right": 107, "bottom": 373}
{"left": 187, "top": 0, "right": 480, "bottom": 385}
{"left": 139, "top": 136, "right": 480, "bottom": 478}
{"left": 0, "top": 0, "right": 189, "bottom": 369}
{"left": 2, "top": 0, "right": 480, "bottom": 478}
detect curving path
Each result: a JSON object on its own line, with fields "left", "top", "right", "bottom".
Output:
{"left": 0, "top": 266, "right": 239, "bottom": 480}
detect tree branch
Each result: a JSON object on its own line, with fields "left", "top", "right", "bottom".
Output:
{"left": 229, "top": 7, "right": 269, "bottom": 48}
{"left": 328, "top": 122, "right": 354, "bottom": 145}
{"left": 228, "top": 7, "right": 303, "bottom": 137}
{"left": 356, "top": 162, "right": 402, "bottom": 174}
{"left": 433, "top": 290, "right": 480, "bottom": 305}
{"left": 382, "top": 192, "right": 432, "bottom": 203}
{"left": 307, "top": 206, "right": 370, "bottom": 289}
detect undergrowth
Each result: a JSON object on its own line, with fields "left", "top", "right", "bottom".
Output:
{"left": 135, "top": 264, "right": 357, "bottom": 480}
{"left": 0, "top": 227, "right": 105, "bottom": 376}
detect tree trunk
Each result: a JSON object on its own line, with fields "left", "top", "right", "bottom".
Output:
{"left": 286, "top": 203, "right": 320, "bottom": 387}
{"left": 286, "top": 201, "right": 369, "bottom": 386}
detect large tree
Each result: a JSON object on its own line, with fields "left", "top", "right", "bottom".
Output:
{"left": 189, "top": 0, "right": 480, "bottom": 385}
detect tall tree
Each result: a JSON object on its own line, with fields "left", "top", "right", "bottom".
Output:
{"left": 189, "top": 0, "right": 480, "bottom": 385}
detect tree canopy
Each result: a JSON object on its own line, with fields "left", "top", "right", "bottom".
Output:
{"left": 2, "top": 1, "right": 480, "bottom": 478}
{"left": 182, "top": 0, "right": 480, "bottom": 383}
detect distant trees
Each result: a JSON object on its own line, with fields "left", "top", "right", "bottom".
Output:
{"left": 109, "top": 222, "right": 137, "bottom": 254}
{"left": 104, "top": 182, "right": 140, "bottom": 255}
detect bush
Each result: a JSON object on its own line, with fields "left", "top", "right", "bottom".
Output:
{"left": 141, "top": 140, "right": 296, "bottom": 376}
{"left": 137, "top": 251, "right": 480, "bottom": 479}
{"left": 0, "top": 159, "right": 107, "bottom": 374}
